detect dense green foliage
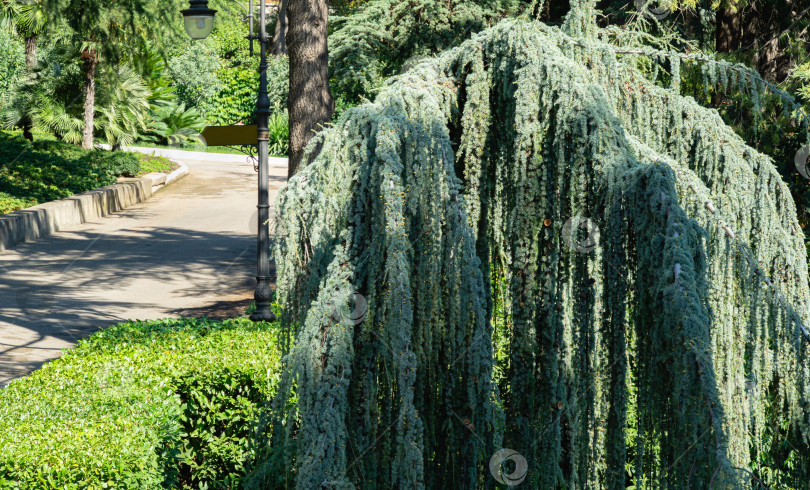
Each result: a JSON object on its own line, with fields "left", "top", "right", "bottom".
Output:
{"left": 0, "top": 27, "right": 24, "bottom": 103}
{"left": 0, "top": 191, "right": 34, "bottom": 214}
{"left": 0, "top": 131, "right": 138, "bottom": 212}
{"left": 1, "top": 46, "right": 161, "bottom": 148}
{"left": 141, "top": 102, "right": 207, "bottom": 147}
{"left": 136, "top": 152, "right": 176, "bottom": 174}
{"left": 165, "top": 17, "right": 289, "bottom": 129}
{"left": 261, "top": 13, "right": 810, "bottom": 489}
{"left": 0, "top": 131, "right": 177, "bottom": 214}
{"left": 267, "top": 109, "right": 290, "bottom": 157}
{"left": 0, "top": 317, "right": 282, "bottom": 489}
{"left": 169, "top": 42, "right": 222, "bottom": 116}
{"left": 201, "top": 21, "right": 289, "bottom": 126}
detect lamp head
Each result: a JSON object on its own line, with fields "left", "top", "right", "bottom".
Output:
{"left": 181, "top": 0, "right": 217, "bottom": 40}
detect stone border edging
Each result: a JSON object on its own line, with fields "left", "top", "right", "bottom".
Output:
{"left": 112, "top": 146, "right": 289, "bottom": 167}
{"left": 0, "top": 162, "right": 189, "bottom": 253}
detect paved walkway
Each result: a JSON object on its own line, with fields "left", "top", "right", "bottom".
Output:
{"left": 0, "top": 149, "right": 288, "bottom": 386}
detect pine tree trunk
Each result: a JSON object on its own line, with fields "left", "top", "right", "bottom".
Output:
{"left": 286, "top": 0, "right": 333, "bottom": 177}
{"left": 81, "top": 47, "right": 97, "bottom": 150}
{"left": 272, "top": 0, "right": 289, "bottom": 56}
{"left": 24, "top": 35, "right": 37, "bottom": 69}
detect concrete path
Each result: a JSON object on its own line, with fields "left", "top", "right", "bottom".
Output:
{"left": 0, "top": 149, "right": 288, "bottom": 386}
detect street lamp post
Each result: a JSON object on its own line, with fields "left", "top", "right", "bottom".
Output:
{"left": 182, "top": 0, "right": 277, "bottom": 323}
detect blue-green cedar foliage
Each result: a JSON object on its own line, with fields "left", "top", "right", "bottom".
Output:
{"left": 257, "top": 14, "right": 810, "bottom": 490}
{"left": 329, "top": 0, "right": 532, "bottom": 103}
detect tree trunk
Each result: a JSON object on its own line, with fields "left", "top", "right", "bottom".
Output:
{"left": 286, "top": 0, "right": 333, "bottom": 177}
{"left": 716, "top": 4, "right": 741, "bottom": 53}
{"left": 81, "top": 47, "right": 97, "bottom": 150}
{"left": 24, "top": 35, "right": 37, "bottom": 69}
{"left": 273, "top": 0, "right": 289, "bottom": 56}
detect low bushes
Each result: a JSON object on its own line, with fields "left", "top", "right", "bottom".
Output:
{"left": 0, "top": 131, "right": 174, "bottom": 214}
{"left": 0, "top": 317, "right": 283, "bottom": 489}
{"left": 267, "top": 110, "right": 289, "bottom": 157}
{"left": 0, "top": 192, "right": 35, "bottom": 214}
{"left": 0, "top": 131, "right": 135, "bottom": 209}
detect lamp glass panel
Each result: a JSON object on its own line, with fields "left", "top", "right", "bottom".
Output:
{"left": 183, "top": 15, "right": 214, "bottom": 40}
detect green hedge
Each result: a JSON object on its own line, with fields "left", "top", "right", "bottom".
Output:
{"left": 0, "top": 131, "right": 145, "bottom": 214}
{"left": 0, "top": 192, "right": 36, "bottom": 214}
{"left": 0, "top": 317, "right": 283, "bottom": 489}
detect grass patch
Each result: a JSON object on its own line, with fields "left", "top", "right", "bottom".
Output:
{"left": 0, "top": 316, "right": 283, "bottom": 489}
{"left": 135, "top": 153, "right": 178, "bottom": 176}
{"left": 136, "top": 143, "right": 254, "bottom": 156}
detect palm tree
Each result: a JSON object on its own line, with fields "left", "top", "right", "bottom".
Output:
{"left": 1, "top": 52, "right": 154, "bottom": 148}
{"left": 1, "top": 0, "right": 48, "bottom": 140}
{"left": 1, "top": 0, "right": 47, "bottom": 69}
{"left": 45, "top": 0, "right": 182, "bottom": 148}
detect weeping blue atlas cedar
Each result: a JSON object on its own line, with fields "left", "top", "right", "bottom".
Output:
{"left": 247, "top": 10, "right": 810, "bottom": 490}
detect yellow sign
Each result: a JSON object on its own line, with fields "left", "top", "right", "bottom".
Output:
{"left": 200, "top": 125, "right": 258, "bottom": 146}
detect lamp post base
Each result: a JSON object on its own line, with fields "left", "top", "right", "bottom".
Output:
{"left": 250, "top": 276, "right": 276, "bottom": 322}
{"left": 250, "top": 277, "right": 277, "bottom": 322}
{"left": 250, "top": 305, "right": 277, "bottom": 322}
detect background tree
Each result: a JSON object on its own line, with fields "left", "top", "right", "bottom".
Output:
{"left": 1, "top": 0, "right": 47, "bottom": 69}
{"left": 1, "top": 0, "right": 49, "bottom": 140}
{"left": 272, "top": 0, "right": 288, "bottom": 55}
{"left": 286, "top": 0, "right": 333, "bottom": 176}
{"left": 44, "top": 0, "right": 182, "bottom": 149}
{"left": 0, "top": 27, "right": 24, "bottom": 104}
{"left": 328, "top": 0, "right": 535, "bottom": 104}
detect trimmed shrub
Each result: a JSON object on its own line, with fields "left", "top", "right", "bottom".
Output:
{"left": 174, "top": 370, "right": 267, "bottom": 488}
{"left": 0, "top": 317, "right": 282, "bottom": 489}
{"left": 101, "top": 150, "right": 141, "bottom": 177}
{"left": 169, "top": 42, "right": 222, "bottom": 115}
{"left": 0, "top": 131, "right": 143, "bottom": 214}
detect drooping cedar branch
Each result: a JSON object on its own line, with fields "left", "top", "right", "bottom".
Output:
{"left": 252, "top": 14, "right": 810, "bottom": 490}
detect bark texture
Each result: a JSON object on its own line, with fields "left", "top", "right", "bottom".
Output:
{"left": 718, "top": 0, "right": 800, "bottom": 83}
{"left": 81, "top": 48, "right": 97, "bottom": 150}
{"left": 272, "top": 0, "right": 289, "bottom": 56}
{"left": 24, "top": 35, "right": 37, "bottom": 69}
{"left": 286, "top": 0, "right": 333, "bottom": 177}
{"left": 716, "top": 5, "right": 741, "bottom": 53}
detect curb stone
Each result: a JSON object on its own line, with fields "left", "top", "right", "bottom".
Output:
{"left": 0, "top": 162, "right": 189, "bottom": 253}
